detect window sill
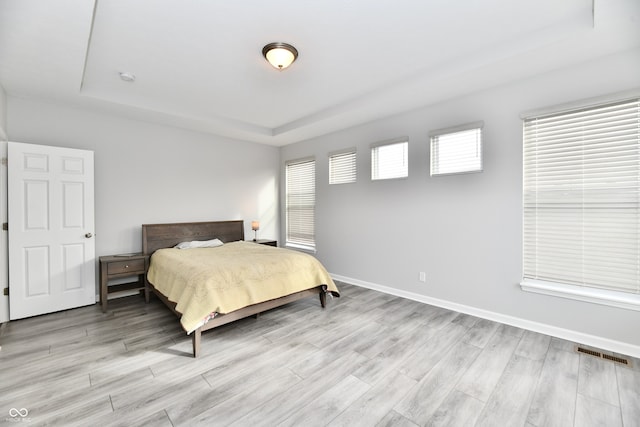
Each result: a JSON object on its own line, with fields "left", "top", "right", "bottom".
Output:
{"left": 284, "top": 243, "right": 316, "bottom": 254}
{"left": 520, "top": 279, "right": 640, "bottom": 312}
{"left": 371, "top": 176, "right": 408, "bottom": 182}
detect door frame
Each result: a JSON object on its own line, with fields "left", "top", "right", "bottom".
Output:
{"left": 0, "top": 141, "right": 8, "bottom": 324}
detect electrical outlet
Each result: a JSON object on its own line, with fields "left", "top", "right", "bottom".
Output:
{"left": 419, "top": 272, "right": 426, "bottom": 282}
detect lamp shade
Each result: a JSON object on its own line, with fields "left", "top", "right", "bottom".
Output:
{"left": 251, "top": 221, "right": 260, "bottom": 231}
{"left": 262, "top": 42, "right": 298, "bottom": 70}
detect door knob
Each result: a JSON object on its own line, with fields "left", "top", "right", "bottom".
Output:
{"left": 85, "top": 232, "right": 93, "bottom": 238}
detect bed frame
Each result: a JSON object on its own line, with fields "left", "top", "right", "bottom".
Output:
{"left": 141, "top": 220, "right": 328, "bottom": 357}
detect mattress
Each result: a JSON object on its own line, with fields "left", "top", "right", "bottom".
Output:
{"left": 146, "top": 241, "right": 339, "bottom": 333}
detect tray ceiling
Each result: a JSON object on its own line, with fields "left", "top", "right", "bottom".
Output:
{"left": 0, "top": 0, "right": 638, "bottom": 146}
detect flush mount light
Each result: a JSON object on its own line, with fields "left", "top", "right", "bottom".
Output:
{"left": 119, "top": 72, "right": 136, "bottom": 82}
{"left": 262, "top": 42, "right": 298, "bottom": 70}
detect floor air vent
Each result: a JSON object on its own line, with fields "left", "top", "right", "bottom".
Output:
{"left": 575, "top": 346, "right": 631, "bottom": 367}
{"left": 602, "top": 353, "right": 630, "bottom": 365}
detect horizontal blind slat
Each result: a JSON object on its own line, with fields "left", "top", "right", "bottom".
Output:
{"left": 372, "top": 140, "right": 408, "bottom": 180}
{"left": 431, "top": 127, "right": 482, "bottom": 176}
{"left": 523, "top": 97, "right": 640, "bottom": 294}
{"left": 286, "top": 159, "right": 316, "bottom": 248}
{"left": 329, "top": 150, "right": 356, "bottom": 184}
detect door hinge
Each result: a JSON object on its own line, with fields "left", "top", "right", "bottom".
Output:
{"left": 3, "top": 288, "right": 7, "bottom": 296}
{"left": 1, "top": 157, "right": 6, "bottom": 166}
{"left": 2, "top": 223, "right": 6, "bottom": 231}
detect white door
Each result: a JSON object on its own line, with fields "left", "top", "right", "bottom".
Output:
{"left": 8, "top": 142, "right": 95, "bottom": 320}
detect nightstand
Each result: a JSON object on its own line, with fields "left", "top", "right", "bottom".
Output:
{"left": 251, "top": 239, "right": 277, "bottom": 247}
{"left": 99, "top": 253, "right": 149, "bottom": 312}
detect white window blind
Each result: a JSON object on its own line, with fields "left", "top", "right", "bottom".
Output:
{"left": 285, "top": 157, "right": 315, "bottom": 249}
{"left": 329, "top": 149, "right": 356, "bottom": 184}
{"left": 371, "top": 138, "right": 408, "bottom": 180}
{"left": 430, "top": 122, "right": 483, "bottom": 176}
{"left": 523, "top": 97, "right": 640, "bottom": 295}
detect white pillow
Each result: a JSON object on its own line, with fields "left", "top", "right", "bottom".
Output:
{"left": 174, "top": 238, "right": 224, "bottom": 249}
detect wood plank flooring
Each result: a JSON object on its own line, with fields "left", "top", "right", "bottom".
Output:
{"left": 0, "top": 282, "right": 638, "bottom": 426}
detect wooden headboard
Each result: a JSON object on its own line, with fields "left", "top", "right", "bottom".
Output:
{"left": 142, "top": 220, "right": 245, "bottom": 254}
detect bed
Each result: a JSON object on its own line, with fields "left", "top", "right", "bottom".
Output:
{"left": 142, "top": 220, "right": 340, "bottom": 357}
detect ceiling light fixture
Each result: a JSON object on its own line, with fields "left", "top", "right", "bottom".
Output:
{"left": 262, "top": 42, "right": 298, "bottom": 70}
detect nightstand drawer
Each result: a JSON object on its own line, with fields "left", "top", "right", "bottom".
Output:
{"left": 107, "top": 258, "right": 145, "bottom": 274}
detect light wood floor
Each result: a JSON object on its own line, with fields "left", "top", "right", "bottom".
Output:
{"left": 1, "top": 282, "right": 638, "bottom": 426}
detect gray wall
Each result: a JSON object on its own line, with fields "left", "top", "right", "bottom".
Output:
{"left": 6, "top": 97, "right": 280, "bottom": 257}
{"left": 280, "top": 48, "right": 640, "bottom": 349}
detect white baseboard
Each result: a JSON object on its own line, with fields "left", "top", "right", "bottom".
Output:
{"left": 331, "top": 273, "right": 640, "bottom": 359}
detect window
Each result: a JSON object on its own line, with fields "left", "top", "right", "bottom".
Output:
{"left": 430, "top": 122, "right": 483, "bottom": 176}
{"left": 285, "top": 157, "right": 315, "bottom": 250}
{"left": 329, "top": 148, "right": 356, "bottom": 184}
{"left": 371, "top": 138, "right": 408, "bottom": 180}
{"left": 522, "top": 97, "right": 640, "bottom": 305}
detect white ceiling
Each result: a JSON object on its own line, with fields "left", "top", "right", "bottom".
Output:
{"left": 0, "top": 0, "right": 638, "bottom": 146}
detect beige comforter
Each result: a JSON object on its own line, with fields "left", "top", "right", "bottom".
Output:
{"left": 147, "top": 241, "right": 339, "bottom": 333}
